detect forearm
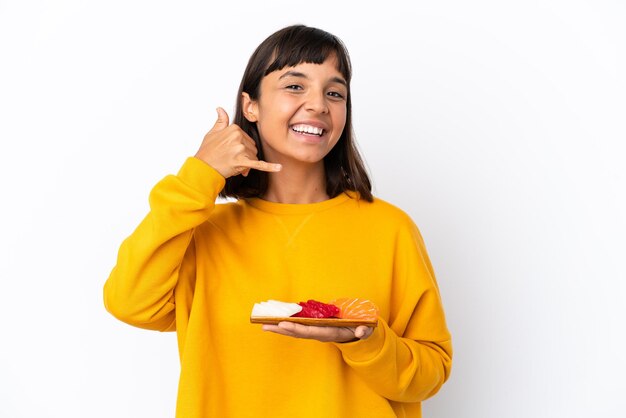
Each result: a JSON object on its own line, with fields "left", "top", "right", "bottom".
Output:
{"left": 103, "top": 157, "right": 225, "bottom": 330}
{"left": 334, "top": 319, "right": 452, "bottom": 402}
{"left": 103, "top": 214, "right": 194, "bottom": 330}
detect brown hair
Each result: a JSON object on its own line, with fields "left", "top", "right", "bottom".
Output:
{"left": 220, "top": 25, "right": 373, "bottom": 202}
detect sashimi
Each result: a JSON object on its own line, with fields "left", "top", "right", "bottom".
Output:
{"left": 330, "top": 298, "right": 379, "bottom": 321}
{"left": 292, "top": 299, "right": 340, "bottom": 318}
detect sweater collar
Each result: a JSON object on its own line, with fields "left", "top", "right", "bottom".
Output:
{"left": 244, "top": 191, "right": 357, "bottom": 215}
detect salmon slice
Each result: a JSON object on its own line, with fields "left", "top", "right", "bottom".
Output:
{"left": 330, "top": 298, "right": 379, "bottom": 321}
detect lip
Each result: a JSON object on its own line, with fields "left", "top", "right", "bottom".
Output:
{"left": 289, "top": 120, "right": 329, "bottom": 144}
{"left": 290, "top": 129, "right": 326, "bottom": 144}
{"left": 289, "top": 119, "right": 329, "bottom": 132}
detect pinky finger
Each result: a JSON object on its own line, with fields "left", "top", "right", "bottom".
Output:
{"left": 244, "top": 159, "right": 282, "bottom": 173}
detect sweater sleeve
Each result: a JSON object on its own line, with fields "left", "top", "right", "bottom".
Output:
{"left": 333, "top": 218, "right": 453, "bottom": 403}
{"left": 103, "top": 157, "right": 225, "bottom": 331}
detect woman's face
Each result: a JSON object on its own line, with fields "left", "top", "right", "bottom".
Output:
{"left": 243, "top": 55, "right": 348, "bottom": 166}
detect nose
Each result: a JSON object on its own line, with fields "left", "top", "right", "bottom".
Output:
{"left": 304, "top": 89, "right": 329, "bottom": 114}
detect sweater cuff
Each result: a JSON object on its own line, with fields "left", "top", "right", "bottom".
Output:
{"left": 333, "top": 318, "right": 387, "bottom": 362}
{"left": 177, "top": 157, "right": 226, "bottom": 197}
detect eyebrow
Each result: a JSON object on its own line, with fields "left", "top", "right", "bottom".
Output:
{"left": 278, "top": 70, "right": 347, "bottom": 87}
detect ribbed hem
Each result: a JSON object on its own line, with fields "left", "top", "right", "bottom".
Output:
{"left": 333, "top": 318, "right": 386, "bottom": 362}
{"left": 177, "top": 157, "right": 226, "bottom": 197}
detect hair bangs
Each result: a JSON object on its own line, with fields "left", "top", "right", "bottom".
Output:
{"left": 264, "top": 29, "right": 352, "bottom": 82}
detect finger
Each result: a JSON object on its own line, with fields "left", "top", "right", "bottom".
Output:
{"left": 237, "top": 146, "right": 259, "bottom": 177}
{"left": 276, "top": 322, "right": 353, "bottom": 342}
{"left": 354, "top": 326, "right": 365, "bottom": 338}
{"left": 240, "top": 138, "right": 258, "bottom": 156}
{"left": 354, "top": 326, "right": 373, "bottom": 340}
{"left": 262, "top": 323, "right": 298, "bottom": 337}
{"left": 262, "top": 324, "right": 285, "bottom": 333}
{"left": 209, "top": 107, "right": 229, "bottom": 133}
{"left": 233, "top": 166, "right": 251, "bottom": 177}
{"left": 239, "top": 159, "right": 282, "bottom": 173}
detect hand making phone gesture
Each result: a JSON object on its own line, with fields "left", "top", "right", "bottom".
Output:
{"left": 195, "top": 107, "right": 282, "bottom": 178}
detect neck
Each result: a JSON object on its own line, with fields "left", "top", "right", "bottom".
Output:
{"left": 262, "top": 161, "right": 328, "bottom": 204}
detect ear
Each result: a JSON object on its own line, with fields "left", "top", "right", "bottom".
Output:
{"left": 241, "top": 92, "right": 258, "bottom": 122}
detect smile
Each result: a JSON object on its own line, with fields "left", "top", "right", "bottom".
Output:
{"left": 291, "top": 124, "right": 325, "bottom": 137}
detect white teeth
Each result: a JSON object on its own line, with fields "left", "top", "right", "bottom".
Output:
{"left": 292, "top": 124, "right": 324, "bottom": 136}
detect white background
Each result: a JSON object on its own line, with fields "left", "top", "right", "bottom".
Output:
{"left": 1, "top": 1, "right": 624, "bottom": 417}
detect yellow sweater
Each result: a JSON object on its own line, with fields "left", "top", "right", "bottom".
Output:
{"left": 104, "top": 157, "right": 452, "bottom": 418}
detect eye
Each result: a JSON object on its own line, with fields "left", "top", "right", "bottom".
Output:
{"left": 285, "top": 84, "right": 303, "bottom": 91}
{"left": 327, "top": 91, "right": 345, "bottom": 100}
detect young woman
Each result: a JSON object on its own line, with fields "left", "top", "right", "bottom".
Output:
{"left": 104, "top": 25, "right": 452, "bottom": 417}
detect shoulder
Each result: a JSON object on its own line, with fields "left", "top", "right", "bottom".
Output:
{"left": 351, "top": 195, "right": 417, "bottom": 227}
{"left": 187, "top": 199, "right": 244, "bottom": 233}
{"left": 338, "top": 194, "right": 423, "bottom": 243}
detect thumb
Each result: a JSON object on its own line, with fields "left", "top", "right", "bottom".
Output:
{"left": 209, "top": 107, "right": 229, "bottom": 132}
{"left": 354, "top": 326, "right": 372, "bottom": 340}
